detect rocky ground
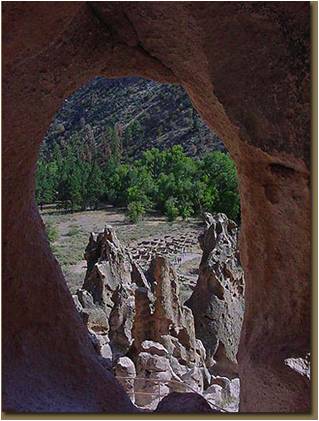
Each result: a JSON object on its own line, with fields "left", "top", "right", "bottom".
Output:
{"left": 42, "top": 207, "right": 245, "bottom": 412}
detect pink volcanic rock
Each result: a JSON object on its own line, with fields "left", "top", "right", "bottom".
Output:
{"left": 3, "top": 2, "right": 310, "bottom": 413}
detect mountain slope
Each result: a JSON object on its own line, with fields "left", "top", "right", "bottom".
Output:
{"left": 43, "top": 77, "right": 225, "bottom": 160}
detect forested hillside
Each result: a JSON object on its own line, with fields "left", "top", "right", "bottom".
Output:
{"left": 37, "top": 77, "right": 240, "bottom": 223}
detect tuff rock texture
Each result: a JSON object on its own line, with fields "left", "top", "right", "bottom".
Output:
{"left": 79, "top": 226, "right": 138, "bottom": 356}
{"left": 186, "top": 212, "right": 245, "bottom": 377}
{"left": 78, "top": 227, "right": 205, "bottom": 382}
{"left": 75, "top": 224, "right": 238, "bottom": 411}
{"left": 3, "top": 2, "right": 310, "bottom": 413}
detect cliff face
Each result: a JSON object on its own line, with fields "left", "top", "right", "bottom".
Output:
{"left": 43, "top": 77, "right": 225, "bottom": 160}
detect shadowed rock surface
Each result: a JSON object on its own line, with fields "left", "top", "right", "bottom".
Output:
{"left": 155, "top": 392, "right": 218, "bottom": 413}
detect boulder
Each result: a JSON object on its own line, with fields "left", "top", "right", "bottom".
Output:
{"left": 100, "top": 343, "right": 113, "bottom": 360}
{"left": 136, "top": 352, "right": 171, "bottom": 373}
{"left": 87, "top": 329, "right": 113, "bottom": 364}
{"left": 72, "top": 294, "right": 83, "bottom": 313}
{"left": 160, "top": 334, "right": 189, "bottom": 364}
{"left": 204, "top": 377, "right": 240, "bottom": 412}
{"left": 168, "top": 356, "right": 188, "bottom": 379}
{"left": 155, "top": 392, "right": 218, "bottom": 413}
{"left": 284, "top": 353, "right": 311, "bottom": 380}
{"left": 210, "top": 375, "right": 230, "bottom": 389}
{"left": 140, "top": 341, "right": 168, "bottom": 357}
{"left": 76, "top": 288, "right": 95, "bottom": 308}
{"left": 114, "top": 357, "right": 136, "bottom": 403}
{"left": 135, "top": 352, "right": 173, "bottom": 409}
{"left": 203, "top": 384, "right": 224, "bottom": 410}
{"left": 181, "top": 366, "right": 204, "bottom": 393}
{"left": 114, "top": 356, "right": 136, "bottom": 377}
{"left": 73, "top": 289, "right": 109, "bottom": 331}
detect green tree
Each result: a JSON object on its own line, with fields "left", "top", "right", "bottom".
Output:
{"left": 82, "top": 162, "right": 104, "bottom": 210}
{"left": 200, "top": 151, "right": 240, "bottom": 220}
{"left": 179, "top": 202, "right": 194, "bottom": 220}
{"left": 164, "top": 197, "right": 179, "bottom": 221}
{"left": 55, "top": 142, "right": 89, "bottom": 211}
{"left": 104, "top": 126, "right": 122, "bottom": 162}
{"left": 127, "top": 201, "right": 145, "bottom": 223}
{"left": 35, "top": 159, "right": 59, "bottom": 205}
{"left": 36, "top": 140, "right": 240, "bottom": 222}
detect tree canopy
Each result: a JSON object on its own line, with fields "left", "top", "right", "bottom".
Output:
{"left": 36, "top": 128, "right": 240, "bottom": 222}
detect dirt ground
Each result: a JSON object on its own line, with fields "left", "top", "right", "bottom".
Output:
{"left": 41, "top": 204, "right": 204, "bottom": 299}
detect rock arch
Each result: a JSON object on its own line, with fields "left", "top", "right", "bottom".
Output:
{"left": 3, "top": 2, "right": 311, "bottom": 413}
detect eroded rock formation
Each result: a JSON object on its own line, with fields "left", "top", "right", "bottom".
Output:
{"left": 3, "top": 2, "right": 310, "bottom": 413}
{"left": 186, "top": 213, "right": 245, "bottom": 377}
{"left": 73, "top": 222, "right": 242, "bottom": 411}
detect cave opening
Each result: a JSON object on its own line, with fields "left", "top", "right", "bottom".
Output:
{"left": 3, "top": 2, "right": 311, "bottom": 414}
{"left": 36, "top": 76, "right": 244, "bottom": 412}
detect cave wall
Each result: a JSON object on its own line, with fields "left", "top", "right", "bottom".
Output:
{"left": 2, "top": 2, "right": 311, "bottom": 412}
